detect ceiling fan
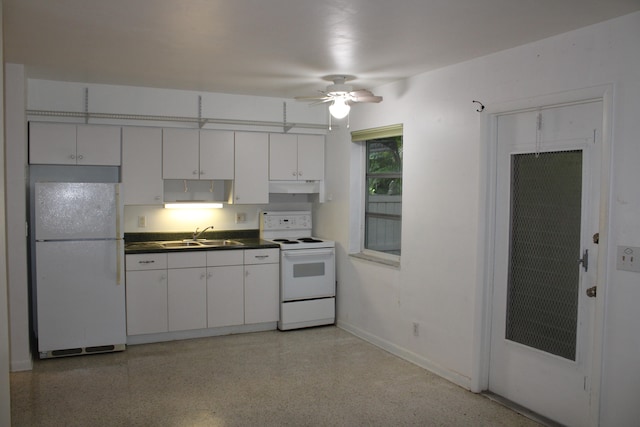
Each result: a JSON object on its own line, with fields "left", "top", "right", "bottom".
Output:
{"left": 295, "top": 75, "right": 383, "bottom": 123}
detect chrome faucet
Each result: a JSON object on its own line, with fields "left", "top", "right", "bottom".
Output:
{"left": 192, "top": 225, "right": 214, "bottom": 240}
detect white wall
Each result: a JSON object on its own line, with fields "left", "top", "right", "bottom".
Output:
{"left": 316, "top": 11, "right": 640, "bottom": 427}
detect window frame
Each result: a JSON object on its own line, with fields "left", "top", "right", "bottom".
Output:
{"left": 351, "top": 124, "right": 403, "bottom": 264}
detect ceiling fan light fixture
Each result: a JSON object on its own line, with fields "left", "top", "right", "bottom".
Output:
{"left": 329, "top": 96, "right": 350, "bottom": 119}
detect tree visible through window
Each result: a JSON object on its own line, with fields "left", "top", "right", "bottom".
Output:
{"left": 365, "top": 135, "right": 402, "bottom": 255}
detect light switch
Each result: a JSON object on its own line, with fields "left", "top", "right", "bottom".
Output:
{"left": 138, "top": 215, "right": 147, "bottom": 228}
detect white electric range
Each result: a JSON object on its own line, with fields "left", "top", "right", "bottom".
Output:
{"left": 260, "top": 211, "right": 335, "bottom": 330}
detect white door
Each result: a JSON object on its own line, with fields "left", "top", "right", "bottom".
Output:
{"left": 489, "top": 101, "right": 602, "bottom": 426}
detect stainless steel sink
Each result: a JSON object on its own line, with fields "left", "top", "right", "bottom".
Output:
{"left": 161, "top": 241, "right": 204, "bottom": 248}
{"left": 159, "top": 239, "right": 244, "bottom": 248}
{"left": 198, "top": 239, "right": 244, "bottom": 247}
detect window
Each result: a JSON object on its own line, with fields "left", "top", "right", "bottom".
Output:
{"left": 352, "top": 125, "right": 403, "bottom": 258}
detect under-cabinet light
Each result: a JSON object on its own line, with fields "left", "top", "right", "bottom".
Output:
{"left": 164, "top": 202, "right": 223, "bottom": 209}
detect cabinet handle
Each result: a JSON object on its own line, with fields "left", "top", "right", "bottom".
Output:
{"left": 139, "top": 260, "right": 155, "bottom": 264}
{"left": 254, "top": 255, "right": 269, "bottom": 259}
{"left": 154, "top": 195, "right": 161, "bottom": 201}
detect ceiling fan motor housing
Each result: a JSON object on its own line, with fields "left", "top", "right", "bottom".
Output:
{"left": 327, "top": 83, "right": 353, "bottom": 96}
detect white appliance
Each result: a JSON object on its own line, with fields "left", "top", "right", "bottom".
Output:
{"left": 34, "top": 182, "right": 126, "bottom": 358}
{"left": 260, "top": 211, "right": 335, "bottom": 330}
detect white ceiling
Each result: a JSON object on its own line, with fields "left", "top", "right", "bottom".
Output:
{"left": 5, "top": 0, "right": 640, "bottom": 98}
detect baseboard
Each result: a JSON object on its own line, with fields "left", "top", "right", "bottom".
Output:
{"left": 337, "top": 320, "right": 472, "bottom": 390}
{"left": 11, "top": 358, "right": 33, "bottom": 372}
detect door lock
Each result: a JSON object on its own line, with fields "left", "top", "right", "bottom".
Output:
{"left": 586, "top": 286, "right": 597, "bottom": 298}
{"left": 579, "top": 249, "right": 589, "bottom": 272}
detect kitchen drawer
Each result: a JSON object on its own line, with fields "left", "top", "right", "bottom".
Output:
{"left": 168, "top": 251, "right": 207, "bottom": 269}
{"left": 244, "top": 248, "right": 279, "bottom": 265}
{"left": 126, "top": 253, "right": 167, "bottom": 271}
{"left": 207, "top": 249, "right": 244, "bottom": 267}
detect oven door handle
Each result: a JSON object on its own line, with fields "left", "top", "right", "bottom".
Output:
{"left": 282, "top": 249, "right": 335, "bottom": 258}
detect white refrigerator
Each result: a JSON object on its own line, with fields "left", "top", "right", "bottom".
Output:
{"left": 34, "top": 182, "right": 126, "bottom": 358}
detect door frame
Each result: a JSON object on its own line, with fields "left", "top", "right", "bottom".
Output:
{"left": 472, "top": 84, "right": 614, "bottom": 426}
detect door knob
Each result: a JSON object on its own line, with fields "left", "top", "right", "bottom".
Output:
{"left": 586, "top": 286, "right": 597, "bottom": 298}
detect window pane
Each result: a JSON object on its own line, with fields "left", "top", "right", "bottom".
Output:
{"left": 367, "top": 178, "right": 402, "bottom": 196}
{"left": 365, "top": 215, "right": 402, "bottom": 255}
{"left": 367, "top": 138, "right": 403, "bottom": 174}
{"left": 364, "top": 133, "right": 402, "bottom": 256}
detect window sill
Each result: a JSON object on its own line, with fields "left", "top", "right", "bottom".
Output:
{"left": 349, "top": 252, "right": 400, "bottom": 269}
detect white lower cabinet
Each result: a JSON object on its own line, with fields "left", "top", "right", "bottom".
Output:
{"left": 207, "top": 250, "right": 244, "bottom": 328}
{"left": 126, "top": 248, "right": 280, "bottom": 338}
{"left": 167, "top": 252, "right": 207, "bottom": 332}
{"left": 244, "top": 249, "right": 280, "bottom": 324}
{"left": 125, "top": 253, "right": 168, "bottom": 336}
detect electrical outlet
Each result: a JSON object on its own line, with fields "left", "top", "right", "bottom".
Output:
{"left": 137, "top": 215, "right": 146, "bottom": 228}
{"left": 412, "top": 322, "right": 419, "bottom": 337}
{"left": 617, "top": 246, "right": 640, "bottom": 272}
{"left": 235, "top": 212, "right": 247, "bottom": 223}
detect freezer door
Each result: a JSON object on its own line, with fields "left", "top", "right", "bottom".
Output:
{"left": 35, "top": 182, "right": 122, "bottom": 240}
{"left": 35, "top": 240, "right": 126, "bottom": 352}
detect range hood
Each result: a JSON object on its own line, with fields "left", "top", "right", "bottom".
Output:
{"left": 268, "top": 181, "right": 321, "bottom": 194}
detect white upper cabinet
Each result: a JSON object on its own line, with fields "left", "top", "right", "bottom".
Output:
{"left": 231, "top": 132, "right": 269, "bottom": 204}
{"left": 162, "top": 128, "right": 200, "bottom": 179}
{"left": 122, "top": 126, "right": 163, "bottom": 205}
{"left": 162, "top": 128, "right": 234, "bottom": 180}
{"left": 269, "top": 133, "right": 324, "bottom": 181}
{"left": 199, "top": 129, "right": 234, "bottom": 180}
{"left": 29, "top": 122, "right": 121, "bottom": 166}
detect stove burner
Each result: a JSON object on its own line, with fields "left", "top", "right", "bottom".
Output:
{"left": 298, "top": 238, "right": 323, "bottom": 243}
{"left": 272, "top": 239, "right": 290, "bottom": 242}
{"left": 281, "top": 240, "right": 300, "bottom": 244}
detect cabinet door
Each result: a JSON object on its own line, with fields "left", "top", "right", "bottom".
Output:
{"left": 122, "top": 127, "right": 164, "bottom": 205}
{"left": 207, "top": 266, "right": 244, "bottom": 327}
{"left": 269, "top": 133, "right": 298, "bottom": 180}
{"left": 244, "top": 263, "right": 279, "bottom": 324}
{"left": 199, "top": 130, "right": 234, "bottom": 180}
{"left": 167, "top": 267, "right": 207, "bottom": 331}
{"left": 162, "top": 128, "right": 200, "bottom": 179}
{"left": 76, "top": 125, "right": 121, "bottom": 165}
{"left": 233, "top": 132, "right": 269, "bottom": 204}
{"left": 29, "top": 122, "right": 77, "bottom": 165}
{"left": 297, "top": 134, "right": 325, "bottom": 181}
{"left": 126, "top": 269, "right": 168, "bottom": 335}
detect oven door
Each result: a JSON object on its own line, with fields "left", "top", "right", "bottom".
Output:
{"left": 280, "top": 248, "right": 335, "bottom": 301}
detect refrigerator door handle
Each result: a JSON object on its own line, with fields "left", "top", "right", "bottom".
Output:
{"left": 116, "top": 239, "right": 122, "bottom": 285}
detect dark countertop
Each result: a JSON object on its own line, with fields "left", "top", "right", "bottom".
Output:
{"left": 124, "top": 230, "right": 279, "bottom": 254}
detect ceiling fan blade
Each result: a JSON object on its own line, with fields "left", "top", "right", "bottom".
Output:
{"left": 351, "top": 95, "right": 383, "bottom": 103}
{"left": 349, "top": 89, "right": 374, "bottom": 97}
{"left": 295, "top": 95, "right": 330, "bottom": 101}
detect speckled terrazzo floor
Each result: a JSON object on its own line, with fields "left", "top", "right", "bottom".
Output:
{"left": 10, "top": 327, "right": 542, "bottom": 426}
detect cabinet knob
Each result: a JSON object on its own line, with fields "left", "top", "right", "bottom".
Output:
{"left": 200, "top": 170, "right": 205, "bottom": 176}
{"left": 70, "top": 154, "right": 76, "bottom": 160}
{"left": 193, "top": 170, "right": 199, "bottom": 175}
{"left": 77, "top": 155, "right": 84, "bottom": 160}
{"left": 154, "top": 195, "right": 161, "bottom": 201}
{"left": 292, "top": 171, "right": 297, "bottom": 176}
{"left": 200, "top": 273, "right": 206, "bottom": 280}
{"left": 298, "top": 171, "right": 302, "bottom": 176}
